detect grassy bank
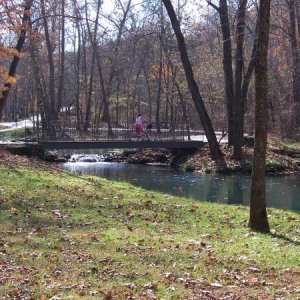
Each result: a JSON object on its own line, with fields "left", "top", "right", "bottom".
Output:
{"left": 0, "top": 153, "right": 299, "bottom": 299}
{"left": 0, "top": 127, "right": 28, "bottom": 141}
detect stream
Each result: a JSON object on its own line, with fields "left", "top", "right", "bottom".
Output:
{"left": 63, "top": 154, "right": 300, "bottom": 212}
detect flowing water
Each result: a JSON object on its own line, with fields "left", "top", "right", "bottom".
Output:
{"left": 63, "top": 155, "right": 300, "bottom": 212}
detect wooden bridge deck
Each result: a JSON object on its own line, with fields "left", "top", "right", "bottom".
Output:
{"left": 41, "top": 140, "right": 205, "bottom": 150}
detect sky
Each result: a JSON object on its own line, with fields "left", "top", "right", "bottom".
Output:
{"left": 101, "top": 0, "right": 209, "bottom": 18}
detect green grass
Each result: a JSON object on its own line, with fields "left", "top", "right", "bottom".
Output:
{"left": 266, "top": 159, "right": 286, "bottom": 172}
{"left": 271, "top": 140, "right": 300, "bottom": 152}
{"left": 283, "top": 142, "right": 300, "bottom": 152}
{"left": 0, "top": 164, "right": 299, "bottom": 299}
{"left": 0, "top": 127, "right": 27, "bottom": 140}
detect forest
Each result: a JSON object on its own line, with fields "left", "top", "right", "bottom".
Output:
{"left": 1, "top": 2, "right": 300, "bottom": 298}
{"left": 1, "top": 0, "right": 299, "bottom": 139}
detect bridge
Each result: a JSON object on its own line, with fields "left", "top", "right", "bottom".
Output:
{"left": 37, "top": 121, "right": 208, "bottom": 150}
{"left": 0, "top": 121, "right": 218, "bottom": 151}
{"left": 41, "top": 140, "right": 204, "bottom": 150}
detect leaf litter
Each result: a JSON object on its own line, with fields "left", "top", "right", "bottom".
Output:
{"left": 0, "top": 147, "right": 299, "bottom": 299}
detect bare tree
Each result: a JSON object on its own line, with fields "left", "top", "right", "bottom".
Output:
{"left": 162, "top": 0, "right": 222, "bottom": 160}
{"left": 208, "top": 0, "right": 235, "bottom": 146}
{"left": 40, "top": 0, "right": 57, "bottom": 120}
{"left": 249, "top": 0, "right": 271, "bottom": 233}
{"left": 57, "top": 0, "right": 66, "bottom": 116}
{"left": 286, "top": 0, "right": 300, "bottom": 129}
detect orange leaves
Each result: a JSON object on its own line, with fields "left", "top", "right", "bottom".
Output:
{"left": 150, "top": 63, "right": 173, "bottom": 79}
{"left": 39, "top": 294, "right": 47, "bottom": 300}
{"left": 104, "top": 290, "right": 113, "bottom": 299}
{"left": 0, "top": 45, "right": 25, "bottom": 59}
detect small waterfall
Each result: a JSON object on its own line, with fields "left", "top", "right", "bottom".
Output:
{"left": 69, "top": 154, "right": 104, "bottom": 163}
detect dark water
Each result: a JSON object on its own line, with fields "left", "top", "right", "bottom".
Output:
{"left": 63, "top": 162, "right": 300, "bottom": 212}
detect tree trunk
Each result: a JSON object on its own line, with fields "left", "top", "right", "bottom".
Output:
{"left": 156, "top": 44, "right": 163, "bottom": 133}
{"left": 162, "top": 0, "right": 222, "bottom": 160}
{"left": 208, "top": 0, "right": 255, "bottom": 158}
{"left": 41, "top": 0, "right": 57, "bottom": 121}
{"left": 218, "top": 0, "right": 235, "bottom": 146}
{"left": 287, "top": 0, "right": 300, "bottom": 128}
{"left": 233, "top": 0, "right": 247, "bottom": 160}
{"left": 95, "top": 52, "right": 113, "bottom": 135}
{"left": 29, "top": 38, "right": 51, "bottom": 133}
{"left": 156, "top": 1, "right": 164, "bottom": 133}
{"left": 0, "top": 0, "right": 33, "bottom": 119}
{"left": 72, "top": 1, "right": 82, "bottom": 130}
{"left": 175, "top": 81, "right": 191, "bottom": 140}
{"left": 143, "top": 65, "right": 152, "bottom": 123}
{"left": 249, "top": 0, "right": 271, "bottom": 233}
{"left": 83, "top": 0, "right": 100, "bottom": 131}
{"left": 57, "top": 0, "right": 65, "bottom": 117}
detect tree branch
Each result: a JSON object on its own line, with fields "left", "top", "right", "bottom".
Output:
{"left": 206, "top": 0, "right": 220, "bottom": 12}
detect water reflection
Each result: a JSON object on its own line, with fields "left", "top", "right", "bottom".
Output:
{"left": 63, "top": 162, "right": 300, "bottom": 212}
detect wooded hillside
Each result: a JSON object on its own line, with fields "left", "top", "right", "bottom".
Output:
{"left": 0, "top": 0, "right": 299, "bottom": 139}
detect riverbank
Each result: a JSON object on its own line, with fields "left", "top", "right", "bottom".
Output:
{"left": 0, "top": 148, "right": 299, "bottom": 299}
{"left": 126, "top": 139, "right": 300, "bottom": 175}
{"left": 1, "top": 131, "right": 299, "bottom": 175}
{"left": 184, "top": 141, "right": 300, "bottom": 175}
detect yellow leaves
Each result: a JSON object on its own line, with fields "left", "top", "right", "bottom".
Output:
{"left": 0, "top": 66, "right": 9, "bottom": 84}
{"left": 0, "top": 45, "right": 23, "bottom": 58}
{"left": 0, "top": 66, "right": 20, "bottom": 94}
{"left": 70, "top": 232, "right": 90, "bottom": 239}
{"left": 0, "top": 41, "right": 27, "bottom": 93}
{"left": 150, "top": 63, "right": 173, "bottom": 79}
{"left": 0, "top": 45, "right": 11, "bottom": 58}
{"left": 7, "top": 75, "right": 18, "bottom": 84}
{"left": 9, "top": 207, "right": 19, "bottom": 215}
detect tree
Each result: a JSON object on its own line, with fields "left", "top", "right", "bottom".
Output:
{"left": 286, "top": 0, "right": 300, "bottom": 129}
{"left": 207, "top": 0, "right": 235, "bottom": 146}
{"left": 0, "top": 0, "right": 33, "bottom": 119}
{"left": 162, "top": 0, "right": 222, "bottom": 160}
{"left": 249, "top": 0, "right": 271, "bottom": 233}
{"left": 207, "top": 0, "right": 257, "bottom": 160}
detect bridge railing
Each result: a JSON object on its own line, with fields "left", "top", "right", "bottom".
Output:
{"left": 38, "top": 121, "right": 204, "bottom": 142}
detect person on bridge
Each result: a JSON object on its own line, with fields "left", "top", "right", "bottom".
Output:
{"left": 134, "top": 113, "right": 144, "bottom": 139}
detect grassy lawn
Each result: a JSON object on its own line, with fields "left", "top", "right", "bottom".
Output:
{"left": 270, "top": 139, "right": 300, "bottom": 152}
{"left": 0, "top": 128, "right": 27, "bottom": 141}
{"left": 0, "top": 159, "right": 299, "bottom": 299}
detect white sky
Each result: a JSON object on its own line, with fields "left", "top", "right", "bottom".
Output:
{"left": 101, "top": 0, "right": 209, "bottom": 18}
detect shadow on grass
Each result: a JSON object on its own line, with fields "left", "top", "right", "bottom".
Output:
{"left": 271, "top": 233, "right": 300, "bottom": 246}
